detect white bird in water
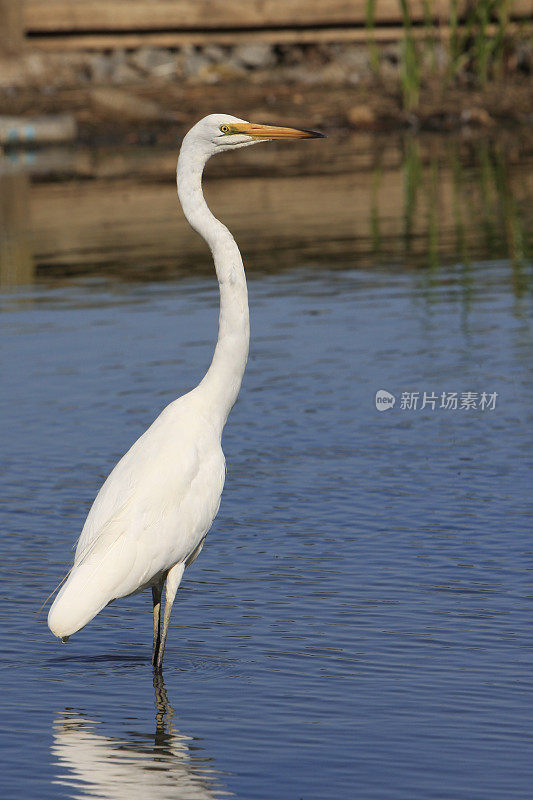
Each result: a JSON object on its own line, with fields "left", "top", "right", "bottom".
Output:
{"left": 48, "top": 114, "right": 323, "bottom": 671}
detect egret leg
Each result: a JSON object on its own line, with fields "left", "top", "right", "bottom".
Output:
{"left": 155, "top": 563, "right": 185, "bottom": 673}
{"left": 152, "top": 582, "right": 163, "bottom": 668}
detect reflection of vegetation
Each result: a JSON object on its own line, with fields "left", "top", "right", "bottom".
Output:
{"left": 366, "top": 0, "right": 520, "bottom": 109}
{"left": 370, "top": 161, "right": 383, "bottom": 259}
{"left": 478, "top": 142, "right": 497, "bottom": 253}
{"left": 368, "top": 135, "right": 530, "bottom": 294}
{"left": 492, "top": 148, "right": 528, "bottom": 296}
{"left": 402, "top": 137, "right": 423, "bottom": 254}
{"left": 425, "top": 157, "right": 440, "bottom": 271}
{"left": 450, "top": 145, "right": 468, "bottom": 266}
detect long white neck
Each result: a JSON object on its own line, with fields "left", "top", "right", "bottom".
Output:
{"left": 177, "top": 138, "right": 249, "bottom": 429}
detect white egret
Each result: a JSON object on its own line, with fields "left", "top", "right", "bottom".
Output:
{"left": 48, "top": 114, "right": 323, "bottom": 671}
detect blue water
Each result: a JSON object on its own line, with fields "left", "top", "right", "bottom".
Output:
{"left": 1, "top": 253, "right": 532, "bottom": 798}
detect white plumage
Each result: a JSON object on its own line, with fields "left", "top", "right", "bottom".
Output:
{"left": 48, "top": 113, "right": 323, "bottom": 670}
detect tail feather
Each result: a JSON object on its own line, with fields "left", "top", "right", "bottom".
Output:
{"left": 48, "top": 515, "right": 134, "bottom": 639}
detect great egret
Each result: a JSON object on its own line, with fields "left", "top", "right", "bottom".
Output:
{"left": 48, "top": 114, "right": 323, "bottom": 671}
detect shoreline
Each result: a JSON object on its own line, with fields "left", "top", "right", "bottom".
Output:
{"left": 1, "top": 33, "right": 531, "bottom": 148}
{"left": 1, "top": 77, "right": 532, "bottom": 149}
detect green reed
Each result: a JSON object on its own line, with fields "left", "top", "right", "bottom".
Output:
{"left": 398, "top": 0, "right": 421, "bottom": 110}
{"left": 365, "top": 0, "right": 516, "bottom": 109}
{"left": 450, "top": 0, "right": 507, "bottom": 85}
{"left": 365, "top": 0, "right": 381, "bottom": 77}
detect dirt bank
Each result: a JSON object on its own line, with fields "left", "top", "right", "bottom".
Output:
{"left": 0, "top": 37, "right": 531, "bottom": 146}
{"left": 1, "top": 76, "right": 532, "bottom": 149}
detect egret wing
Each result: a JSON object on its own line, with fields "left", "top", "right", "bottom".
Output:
{"left": 74, "top": 401, "right": 199, "bottom": 565}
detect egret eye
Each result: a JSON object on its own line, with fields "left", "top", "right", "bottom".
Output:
{"left": 220, "top": 124, "right": 231, "bottom": 134}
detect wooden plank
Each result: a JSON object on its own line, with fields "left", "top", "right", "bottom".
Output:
{"left": 0, "top": 0, "right": 24, "bottom": 56}
{"left": 23, "top": 1, "right": 533, "bottom": 34}
{"left": 28, "top": 23, "right": 525, "bottom": 52}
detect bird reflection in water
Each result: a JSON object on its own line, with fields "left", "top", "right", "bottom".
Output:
{"left": 52, "top": 675, "right": 231, "bottom": 799}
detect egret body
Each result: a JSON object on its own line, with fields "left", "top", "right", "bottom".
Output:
{"left": 48, "top": 114, "right": 323, "bottom": 670}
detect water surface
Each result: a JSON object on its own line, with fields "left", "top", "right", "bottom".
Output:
{"left": 0, "top": 135, "right": 532, "bottom": 800}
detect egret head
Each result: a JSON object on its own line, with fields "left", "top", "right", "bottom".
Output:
{"left": 184, "top": 113, "right": 324, "bottom": 157}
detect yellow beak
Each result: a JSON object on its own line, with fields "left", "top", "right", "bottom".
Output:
{"left": 231, "top": 122, "right": 324, "bottom": 140}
